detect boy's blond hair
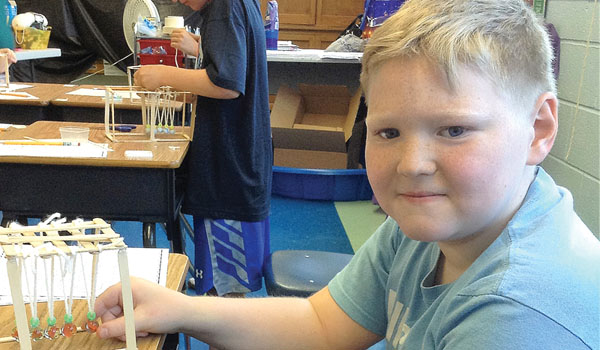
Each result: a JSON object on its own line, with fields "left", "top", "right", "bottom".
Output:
{"left": 361, "top": 0, "right": 556, "bottom": 111}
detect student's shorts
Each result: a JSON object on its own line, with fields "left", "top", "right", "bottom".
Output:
{"left": 192, "top": 217, "right": 270, "bottom": 295}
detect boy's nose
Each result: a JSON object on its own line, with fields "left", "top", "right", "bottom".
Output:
{"left": 395, "top": 140, "right": 436, "bottom": 177}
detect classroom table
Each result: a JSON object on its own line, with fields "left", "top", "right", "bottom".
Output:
{"left": 0, "top": 120, "right": 189, "bottom": 253}
{"left": 0, "top": 252, "right": 190, "bottom": 350}
{"left": 0, "top": 83, "right": 184, "bottom": 125}
{"left": 0, "top": 83, "right": 73, "bottom": 124}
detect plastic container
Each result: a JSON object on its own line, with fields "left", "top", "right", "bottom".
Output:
{"left": 60, "top": 126, "right": 89, "bottom": 142}
{"left": 137, "top": 38, "right": 177, "bottom": 55}
{"left": 272, "top": 166, "right": 373, "bottom": 201}
{"left": 264, "top": 0, "right": 279, "bottom": 50}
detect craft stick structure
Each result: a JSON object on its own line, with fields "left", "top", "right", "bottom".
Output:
{"left": 0, "top": 218, "right": 137, "bottom": 350}
{"left": 104, "top": 69, "right": 196, "bottom": 143}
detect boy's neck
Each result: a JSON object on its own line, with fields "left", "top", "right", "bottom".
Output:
{"left": 435, "top": 217, "right": 511, "bottom": 285}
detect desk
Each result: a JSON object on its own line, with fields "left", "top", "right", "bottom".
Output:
{"left": 0, "top": 83, "right": 73, "bottom": 124}
{"left": 0, "top": 253, "right": 189, "bottom": 350}
{"left": 266, "top": 49, "right": 362, "bottom": 95}
{"left": 0, "top": 121, "right": 189, "bottom": 253}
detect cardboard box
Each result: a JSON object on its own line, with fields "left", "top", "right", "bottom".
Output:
{"left": 270, "top": 84, "right": 361, "bottom": 169}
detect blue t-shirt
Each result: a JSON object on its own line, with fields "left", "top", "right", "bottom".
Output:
{"left": 329, "top": 167, "right": 600, "bottom": 349}
{"left": 181, "top": 0, "right": 271, "bottom": 221}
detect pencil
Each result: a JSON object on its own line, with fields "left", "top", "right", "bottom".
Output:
{"left": 0, "top": 92, "right": 30, "bottom": 98}
{"left": 0, "top": 141, "right": 81, "bottom": 146}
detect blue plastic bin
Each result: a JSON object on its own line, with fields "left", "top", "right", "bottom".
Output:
{"left": 272, "top": 166, "right": 373, "bottom": 201}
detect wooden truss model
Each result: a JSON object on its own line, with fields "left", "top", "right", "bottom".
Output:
{"left": 0, "top": 218, "right": 136, "bottom": 350}
{"left": 104, "top": 84, "right": 196, "bottom": 143}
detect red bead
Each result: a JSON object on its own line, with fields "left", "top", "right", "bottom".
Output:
{"left": 61, "top": 322, "right": 77, "bottom": 337}
{"left": 45, "top": 325, "right": 60, "bottom": 339}
{"left": 11, "top": 327, "right": 19, "bottom": 340}
{"left": 85, "top": 320, "right": 99, "bottom": 333}
{"left": 31, "top": 328, "right": 44, "bottom": 341}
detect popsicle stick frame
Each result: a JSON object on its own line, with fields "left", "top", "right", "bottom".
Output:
{"left": 104, "top": 84, "right": 196, "bottom": 143}
{"left": 0, "top": 218, "right": 137, "bottom": 350}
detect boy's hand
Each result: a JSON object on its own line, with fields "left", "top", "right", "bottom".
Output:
{"left": 170, "top": 29, "right": 199, "bottom": 57}
{"left": 95, "top": 277, "right": 188, "bottom": 341}
{"left": 0, "top": 48, "right": 17, "bottom": 71}
{"left": 134, "top": 65, "right": 172, "bottom": 91}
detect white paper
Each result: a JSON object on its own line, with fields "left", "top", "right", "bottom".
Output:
{"left": 0, "top": 83, "right": 33, "bottom": 91}
{"left": 0, "top": 248, "right": 169, "bottom": 305}
{"left": 0, "top": 140, "right": 108, "bottom": 158}
{"left": 66, "top": 88, "right": 140, "bottom": 99}
{"left": 319, "top": 52, "right": 363, "bottom": 61}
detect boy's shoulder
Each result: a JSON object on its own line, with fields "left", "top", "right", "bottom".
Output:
{"left": 451, "top": 169, "right": 599, "bottom": 348}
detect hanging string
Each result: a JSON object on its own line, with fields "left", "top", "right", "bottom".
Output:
{"left": 21, "top": 247, "right": 44, "bottom": 341}
{"left": 43, "top": 254, "right": 60, "bottom": 339}
{"left": 79, "top": 249, "right": 101, "bottom": 332}
{"left": 59, "top": 247, "right": 78, "bottom": 337}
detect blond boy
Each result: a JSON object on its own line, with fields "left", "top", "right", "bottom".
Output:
{"left": 96, "top": 0, "right": 600, "bottom": 348}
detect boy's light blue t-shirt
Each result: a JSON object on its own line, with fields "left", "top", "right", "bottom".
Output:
{"left": 329, "top": 167, "right": 600, "bottom": 349}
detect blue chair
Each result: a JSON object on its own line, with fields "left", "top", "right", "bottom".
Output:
{"left": 264, "top": 250, "right": 354, "bottom": 297}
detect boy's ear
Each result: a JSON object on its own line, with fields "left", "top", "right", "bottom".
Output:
{"left": 527, "top": 92, "right": 558, "bottom": 165}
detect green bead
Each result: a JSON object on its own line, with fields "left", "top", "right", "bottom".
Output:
{"left": 64, "top": 314, "right": 73, "bottom": 323}
{"left": 87, "top": 311, "right": 96, "bottom": 321}
{"left": 29, "top": 317, "right": 40, "bottom": 328}
{"left": 47, "top": 316, "right": 57, "bottom": 326}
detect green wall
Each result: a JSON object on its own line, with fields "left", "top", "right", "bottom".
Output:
{"left": 542, "top": 0, "right": 600, "bottom": 237}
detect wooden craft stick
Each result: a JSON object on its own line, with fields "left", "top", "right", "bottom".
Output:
{"left": 118, "top": 249, "right": 138, "bottom": 350}
{"left": 7, "top": 257, "right": 32, "bottom": 350}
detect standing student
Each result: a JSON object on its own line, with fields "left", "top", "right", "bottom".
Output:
{"left": 134, "top": 0, "right": 271, "bottom": 298}
{"left": 97, "top": 0, "right": 600, "bottom": 349}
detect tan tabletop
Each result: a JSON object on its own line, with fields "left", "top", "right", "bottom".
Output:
{"left": 0, "top": 253, "right": 190, "bottom": 350}
{"left": 50, "top": 85, "right": 184, "bottom": 111}
{"left": 0, "top": 83, "right": 74, "bottom": 107}
{"left": 0, "top": 120, "right": 190, "bottom": 168}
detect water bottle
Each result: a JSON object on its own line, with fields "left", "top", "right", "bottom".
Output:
{"left": 264, "top": 0, "right": 279, "bottom": 50}
{"left": 6, "top": 0, "right": 16, "bottom": 27}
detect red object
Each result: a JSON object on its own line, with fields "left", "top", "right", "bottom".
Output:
{"left": 84, "top": 320, "right": 99, "bottom": 333}
{"left": 31, "top": 328, "right": 44, "bottom": 341}
{"left": 61, "top": 323, "right": 77, "bottom": 337}
{"left": 11, "top": 327, "right": 18, "bottom": 340}
{"left": 138, "top": 53, "right": 185, "bottom": 67}
{"left": 138, "top": 38, "right": 177, "bottom": 55}
{"left": 45, "top": 325, "right": 60, "bottom": 339}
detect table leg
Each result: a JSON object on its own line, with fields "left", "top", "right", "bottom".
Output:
{"left": 166, "top": 214, "right": 185, "bottom": 254}
{"left": 142, "top": 222, "right": 156, "bottom": 248}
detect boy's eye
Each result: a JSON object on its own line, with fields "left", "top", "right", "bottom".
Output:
{"left": 377, "top": 128, "right": 400, "bottom": 139}
{"left": 441, "top": 126, "right": 466, "bottom": 138}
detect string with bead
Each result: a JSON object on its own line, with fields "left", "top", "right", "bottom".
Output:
{"left": 58, "top": 247, "right": 78, "bottom": 338}
{"left": 42, "top": 253, "right": 60, "bottom": 339}
{"left": 20, "top": 245, "right": 44, "bottom": 341}
{"left": 79, "top": 249, "right": 100, "bottom": 333}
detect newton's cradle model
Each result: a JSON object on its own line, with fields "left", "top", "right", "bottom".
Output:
{"left": 0, "top": 217, "right": 137, "bottom": 350}
{"left": 104, "top": 65, "right": 196, "bottom": 143}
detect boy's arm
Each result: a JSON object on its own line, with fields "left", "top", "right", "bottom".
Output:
{"left": 95, "top": 279, "right": 382, "bottom": 349}
{"left": 169, "top": 29, "right": 200, "bottom": 57}
{"left": 133, "top": 65, "right": 239, "bottom": 99}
